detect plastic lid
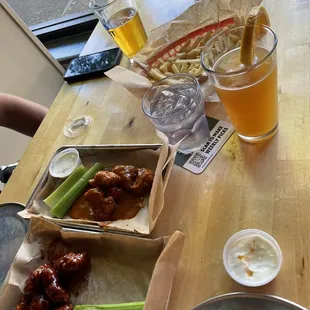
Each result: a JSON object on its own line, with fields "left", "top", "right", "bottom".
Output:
{"left": 63, "top": 116, "right": 93, "bottom": 138}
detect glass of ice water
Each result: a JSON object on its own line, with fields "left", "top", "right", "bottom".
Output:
{"left": 142, "top": 74, "right": 210, "bottom": 154}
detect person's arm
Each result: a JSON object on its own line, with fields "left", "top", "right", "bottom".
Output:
{"left": 0, "top": 93, "right": 48, "bottom": 137}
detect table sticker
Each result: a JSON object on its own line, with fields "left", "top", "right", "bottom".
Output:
{"left": 175, "top": 117, "right": 234, "bottom": 174}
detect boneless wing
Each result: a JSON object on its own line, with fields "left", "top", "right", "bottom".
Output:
{"left": 53, "top": 252, "right": 91, "bottom": 275}
{"left": 24, "top": 264, "right": 57, "bottom": 297}
{"left": 16, "top": 296, "right": 30, "bottom": 310}
{"left": 29, "top": 295, "right": 51, "bottom": 310}
{"left": 23, "top": 264, "right": 69, "bottom": 305}
{"left": 84, "top": 188, "right": 116, "bottom": 221}
{"left": 84, "top": 187, "right": 104, "bottom": 205}
{"left": 112, "top": 165, "right": 136, "bottom": 189}
{"left": 131, "top": 168, "right": 155, "bottom": 196}
{"left": 112, "top": 165, "right": 154, "bottom": 195}
{"left": 45, "top": 282, "right": 70, "bottom": 304}
{"left": 47, "top": 239, "right": 69, "bottom": 264}
{"left": 89, "top": 171, "right": 121, "bottom": 188}
{"left": 108, "top": 187, "right": 124, "bottom": 201}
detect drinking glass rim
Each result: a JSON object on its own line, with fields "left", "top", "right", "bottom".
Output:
{"left": 200, "top": 25, "right": 278, "bottom": 77}
{"left": 142, "top": 73, "right": 201, "bottom": 120}
{"left": 89, "top": 0, "right": 117, "bottom": 10}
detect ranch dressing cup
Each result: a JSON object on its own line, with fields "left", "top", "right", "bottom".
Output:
{"left": 223, "top": 229, "right": 282, "bottom": 287}
{"left": 49, "top": 148, "right": 82, "bottom": 179}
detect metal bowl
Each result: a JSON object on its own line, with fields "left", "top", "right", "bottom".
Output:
{"left": 192, "top": 292, "right": 307, "bottom": 310}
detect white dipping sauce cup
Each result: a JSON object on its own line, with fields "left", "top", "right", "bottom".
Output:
{"left": 223, "top": 229, "right": 282, "bottom": 287}
{"left": 49, "top": 148, "right": 82, "bottom": 179}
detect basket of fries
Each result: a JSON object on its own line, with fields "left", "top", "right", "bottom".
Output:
{"left": 145, "top": 18, "right": 236, "bottom": 83}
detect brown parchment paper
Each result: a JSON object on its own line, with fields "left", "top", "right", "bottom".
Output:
{"left": 105, "top": 0, "right": 262, "bottom": 100}
{"left": 20, "top": 137, "right": 176, "bottom": 235}
{"left": 0, "top": 217, "right": 185, "bottom": 310}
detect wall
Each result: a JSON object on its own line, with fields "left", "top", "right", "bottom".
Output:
{"left": 0, "top": 2, "right": 65, "bottom": 165}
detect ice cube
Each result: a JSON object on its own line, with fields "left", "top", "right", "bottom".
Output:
{"left": 174, "top": 95, "right": 190, "bottom": 111}
{"left": 151, "top": 97, "right": 176, "bottom": 118}
{"left": 150, "top": 98, "right": 161, "bottom": 114}
{"left": 161, "top": 89, "right": 176, "bottom": 98}
{"left": 152, "top": 108, "right": 164, "bottom": 117}
{"left": 178, "top": 86, "right": 196, "bottom": 99}
{"left": 162, "top": 100, "right": 175, "bottom": 116}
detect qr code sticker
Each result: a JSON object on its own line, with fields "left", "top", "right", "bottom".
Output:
{"left": 188, "top": 153, "right": 208, "bottom": 168}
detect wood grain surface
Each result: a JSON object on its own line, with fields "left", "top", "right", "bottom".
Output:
{"left": 1, "top": 0, "right": 309, "bottom": 308}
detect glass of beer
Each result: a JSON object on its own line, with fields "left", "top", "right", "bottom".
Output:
{"left": 89, "top": 0, "right": 147, "bottom": 59}
{"left": 201, "top": 25, "right": 278, "bottom": 143}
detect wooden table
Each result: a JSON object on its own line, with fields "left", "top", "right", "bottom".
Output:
{"left": 1, "top": 0, "right": 310, "bottom": 308}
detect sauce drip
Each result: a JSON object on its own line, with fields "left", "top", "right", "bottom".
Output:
{"left": 69, "top": 194, "right": 93, "bottom": 220}
{"left": 69, "top": 191, "right": 144, "bottom": 221}
{"left": 112, "top": 194, "right": 144, "bottom": 220}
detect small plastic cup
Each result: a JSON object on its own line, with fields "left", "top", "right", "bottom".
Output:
{"left": 49, "top": 148, "right": 82, "bottom": 179}
{"left": 223, "top": 229, "right": 282, "bottom": 287}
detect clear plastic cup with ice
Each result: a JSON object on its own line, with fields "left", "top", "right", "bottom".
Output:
{"left": 142, "top": 74, "right": 210, "bottom": 154}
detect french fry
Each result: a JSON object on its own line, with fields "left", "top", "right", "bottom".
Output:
{"left": 176, "top": 52, "right": 187, "bottom": 59}
{"left": 179, "top": 39, "right": 191, "bottom": 52}
{"left": 180, "top": 63, "right": 188, "bottom": 73}
{"left": 226, "top": 36, "right": 235, "bottom": 50}
{"left": 193, "top": 65, "right": 203, "bottom": 78}
{"left": 159, "top": 62, "right": 168, "bottom": 73}
{"left": 157, "top": 58, "right": 165, "bottom": 65}
{"left": 229, "top": 33, "right": 240, "bottom": 43}
{"left": 235, "top": 40, "right": 241, "bottom": 47}
{"left": 187, "top": 48, "right": 201, "bottom": 58}
{"left": 148, "top": 68, "right": 166, "bottom": 81}
{"left": 167, "top": 56, "right": 177, "bottom": 62}
{"left": 218, "top": 36, "right": 225, "bottom": 51}
{"left": 164, "top": 72, "right": 173, "bottom": 76}
{"left": 214, "top": 42, "right": 221, "bottom": 54}
{"left": 175, "top": 59, "right": 200, "bottom": 64}
{"left": 199, "top": 31, "right": 213, "bottom": 46}
{"left": 211, "top": 47, "right": 218, "bottom": 56}
{"left": 191, "top": 36, "right": 201, "bottom": 49}
{"left": 189, "top": 63, "right": 197, "bottom": 70}
{"left": 201, "top": 55, "right": 210, "bottom": 68}
{"left": 172, "top": 63, "right": 180, "bottom": 73}
{"left": 233, "top": 16, "right": 241, "bottom": 25}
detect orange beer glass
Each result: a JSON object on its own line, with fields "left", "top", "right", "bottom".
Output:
{"left": 201, "top": 25, "right": 278, "bottom": 143}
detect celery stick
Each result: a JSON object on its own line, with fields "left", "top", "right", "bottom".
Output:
{"left": 50, "top": 162, "right": 103, "bottom": 218}
{"left": 44, "top": 165, "right": 87, "bottom": 208}
{"left": 74, "top": 301, "right": 145, "bottom": 310}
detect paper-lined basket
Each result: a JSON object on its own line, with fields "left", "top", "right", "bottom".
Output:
{"left": 19, "top": 142, "right": 176, "bottom": 236}
{"left": 0, "top": 217, "right": 185, "bottom": 310}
